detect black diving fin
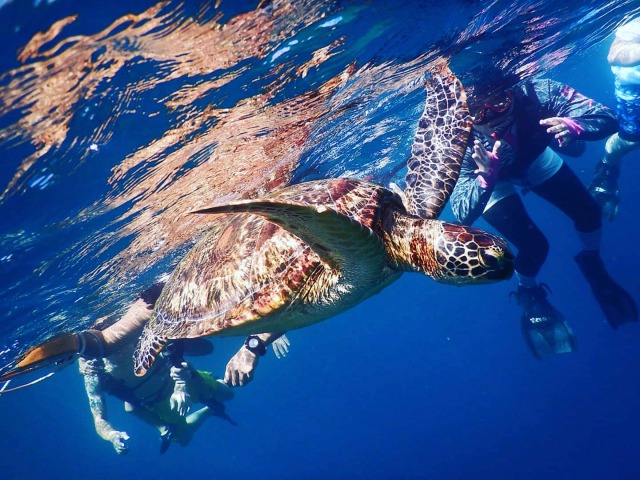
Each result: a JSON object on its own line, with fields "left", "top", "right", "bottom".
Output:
{"left": 575, "top": 250, "right": 638, "bottom": 329}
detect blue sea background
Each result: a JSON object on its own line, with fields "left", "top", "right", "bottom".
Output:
{"left": 1, "top": 1, "right": 640, "bottom": 479}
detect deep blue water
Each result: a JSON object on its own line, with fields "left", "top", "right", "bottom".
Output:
{"left": 1, "top": 1, "right": 640, "bottom": 479}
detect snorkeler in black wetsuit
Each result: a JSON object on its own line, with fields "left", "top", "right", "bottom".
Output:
{"left": 450, "top": 78, "right": 638, "bottom": 358}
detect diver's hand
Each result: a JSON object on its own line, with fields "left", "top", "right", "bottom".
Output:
{"left": 170, "top": 384, "right": 191, "bottom": 416}
{"left": 107, "top": 430, "right": 130, "bottom": 455}
{"left": 271, "top": 334, "right": 290, "bottom": 359}
{"left": 472, "top": 139, "right": 501, "bottom": 189}
{"left": 540, "top": 117, "right": 583, "bottom": 147}
{"left": 170, "top": 362, "right": 192, "bottom": 416}
{"left": 224, "top": 347, "right": 259, "bottom": 387}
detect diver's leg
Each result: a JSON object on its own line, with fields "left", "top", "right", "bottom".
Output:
{"left": 169, "top": 406, "right": 212, "bottom": 447}
{"left": 589, "top": 83, "right": 640, "bottom": 220}
{"left": 533, "top": 163, "right": 638, "bottom": 328}
{"left": 531, "top": 162, "right": 602, "bottom": 238}
{"left": 189, "top": 371, "right": 235, "bottom": 404}
{"left": 483, "top": 194, "right": 575, "bottom": 357}
{"left": 173, "top": 374, "right": 236, "bottom": 447}
{"left": 482, "top": 193, "right": 548, "bottom": 281}
{"left": 185, "top": 406, "right": 212, "bottom": 428}
{"left": 126, "top": 402, "right": 164, "bottom": 430}
{"left": 189, "top": 373, "right": 237, "bottom": 424}
{"left": 126, "top": 401, "right": 175, "bottom": 454}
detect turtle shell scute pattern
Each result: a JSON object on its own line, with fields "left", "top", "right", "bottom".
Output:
{"left": 149, "top": 178, "right": 395, "bottom": 340}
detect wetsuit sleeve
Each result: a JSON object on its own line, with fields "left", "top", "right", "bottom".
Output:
{"left": 535, "top": 78, "right": 618, "bottom": 140}
{"left": 449, "top": 133, "right": 494, "bottom": 225}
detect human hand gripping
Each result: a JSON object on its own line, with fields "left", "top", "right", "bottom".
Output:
{"left": 169, "top": 362, "right": 192, "bottom": 416}
{"left": 271, "top": 334, "right": 290, "bottom": 359}
{"left": 107, "top": 429, "right": 130, "bottom": 455}
{"left": 539, "top": 117, "right": 583, "bottom": 147}
{"left": 224, "top": 347, "right": 259, "bottom": 387}
{"left": 472, "top": 139, "right": 501, "bottom": 189}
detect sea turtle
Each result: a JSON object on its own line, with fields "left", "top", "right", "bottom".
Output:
{"left": 134, "top": 66, "right": 514, "bottom": 376}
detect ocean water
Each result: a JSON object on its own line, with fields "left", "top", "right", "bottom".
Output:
{"left": 1, "top": 1, "right": 640, "bottom": 479}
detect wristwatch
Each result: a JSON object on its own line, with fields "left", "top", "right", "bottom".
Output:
{"left": 244, "top": 335, "right": 267, "bottom": 356}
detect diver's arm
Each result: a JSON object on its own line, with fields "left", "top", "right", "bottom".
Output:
{"left": 80, "top": 294, "right": 154, "bottom": 357}
{"left": 83, "top": 370, "right": 112, "bottom": 439}
{"left": 223, "top": 332, "right": 287, "bottom": 387}
{"left": 608, "top": 37, "right": 640, "bottom": 67}
{"left": 79, "top": 359, "right": 129, "bottom": 454}
{"left": 537, "top": 79, "right": 618, "bottom": 141}
{"left": 99, "top": 298, "right": 153, "bottom": 354}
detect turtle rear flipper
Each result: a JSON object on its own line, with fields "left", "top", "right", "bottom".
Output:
{"left": 405, "top": 64, "right": 472, "bottom": 219}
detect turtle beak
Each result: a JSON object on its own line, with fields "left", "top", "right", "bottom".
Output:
{"left": 477, "top": 237, "right": 515, "bottom": 281}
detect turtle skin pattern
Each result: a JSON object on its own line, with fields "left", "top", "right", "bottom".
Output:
{"left": 404, "top": 64, "right": 472, "bottom": 219}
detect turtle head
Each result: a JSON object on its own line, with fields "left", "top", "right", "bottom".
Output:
{"left": 385, "top": 216, "right": 514, "bottom": 284}
{"left": 423, "top": 220, "right": 513, "bottom": 284}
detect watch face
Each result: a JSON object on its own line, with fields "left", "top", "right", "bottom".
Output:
{"left": 248, "top": 338, "right": 259, "bottom": 348}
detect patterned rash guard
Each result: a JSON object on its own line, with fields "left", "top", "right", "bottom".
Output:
{"left": 450, "top": 79, "right": 618, "bottom": 225}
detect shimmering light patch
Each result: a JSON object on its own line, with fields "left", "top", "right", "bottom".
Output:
{"left": 271, "top": 46, "right": 291, "bottom": 62}
{"left": 1, "top": 0, "right": 638, "bottom": 365}
{"left": 319, "top": 16, "right": 343, "bottom": 28}
{"left": 0, "top": 1, "right": 349, "bottom": 291}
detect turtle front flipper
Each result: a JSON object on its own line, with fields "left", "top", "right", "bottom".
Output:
{"left": 404, "top": 64, "right": 472, "bottom": 219}
{"left": 192, "top": 198, "right": 386, "bottom": 274}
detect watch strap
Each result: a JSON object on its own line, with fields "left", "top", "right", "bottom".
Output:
{"left": 244, "top": 335, "right": 267, "bottom": 356}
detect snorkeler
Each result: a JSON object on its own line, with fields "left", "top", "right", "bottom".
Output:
{"left": 449, "top": 75, "right": 638, "bottom": 358}
{"left": 0, "top": 282, "right": 290, "bottom": 453}
{"left": 589, "top": 17, "right": 640, "bottom": 220}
